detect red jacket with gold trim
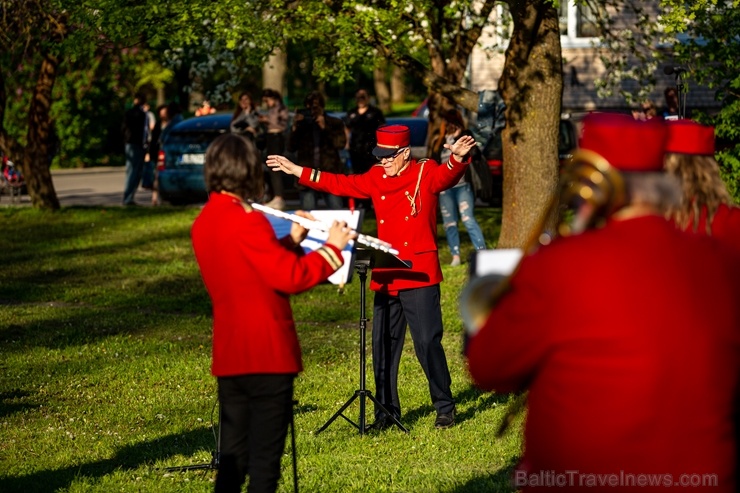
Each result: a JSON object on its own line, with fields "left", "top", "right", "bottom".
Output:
{"left": 298, "top": 155, "right": 469, "bottom": 293}
{"left": 191, "top": 192, "right": 344, "bottom": 377}
{"left": 467, "top": 215, "right": 740, "bottom": 491}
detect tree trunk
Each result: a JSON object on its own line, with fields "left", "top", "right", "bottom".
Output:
{"left": 390, "top": 65, "right": 405, "bottom": 106}
{"left": 497, "top": 0, "right": 563, "bottom": 248}
{"left": 263, "top": 48, "right": 287, "bottom": 96}
{"left": 23, "top": 49, "right": 61, "bottom": 210}
{"left": 373, "top": 64, "right": 391, "bottom": 114}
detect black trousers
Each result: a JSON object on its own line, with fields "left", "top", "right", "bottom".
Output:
{"left": 371, "top": 284, "right": 455, "bottom": 420}
{"left": 215, "top": 374, "right": 295, "bottom": 493}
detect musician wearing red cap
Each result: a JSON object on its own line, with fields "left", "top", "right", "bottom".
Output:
{"left": 267, "top": 125, "right": 476, "bottom": 430}
{"left": 192, "top": 133, "right": 355, "bottom": 493}
{"left": 466, "top": 113, "right": 740, "bottom": 491}
{"left": 664, "top": 119, "right": 740, "bottom": 253}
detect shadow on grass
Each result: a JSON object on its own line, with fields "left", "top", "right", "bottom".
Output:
{"left": 0, "top": 389, "right": 40, "bottom": 419}
{"left": 0, "top": 427, "right": 216, "bottom": 493}
{"left": 402, "top": 385, "right": 514, "bottom": 428}
{"left": 443, "top": 455, "right": 520, "bottom": 493}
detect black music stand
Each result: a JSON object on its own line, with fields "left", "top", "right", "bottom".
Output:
{"left": 164, "top": 403, "right": 221, "bottom": 472}
{"left": 316, "top": 248, "right": 412, "bottom": 435}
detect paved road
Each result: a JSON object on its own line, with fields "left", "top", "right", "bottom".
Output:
{"left": 1, "top": 167, "right": 158, "bottom": 208}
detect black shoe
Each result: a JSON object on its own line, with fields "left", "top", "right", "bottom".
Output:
{"left": 434, "top": 410, "right": 455, "bottom": 429}
{"left": 364, "top": 414, "right": 396, "bottom": 432}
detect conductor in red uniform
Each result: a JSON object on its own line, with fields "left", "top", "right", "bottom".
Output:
{"left": 191, "top": 133, "right": 355, "bottom": 493}
{"left": 465, "top": 113, "right": 740, "bottom": 491}
{"left": 664, "top": 119, "right": 740, "bottom": 253}
{"left": 267, "top": 125, "right": 476, "bottom": 429}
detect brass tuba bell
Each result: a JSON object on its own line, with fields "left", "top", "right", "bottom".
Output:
{"left": 459, "top": 148, "right": 627, "bottom": 336}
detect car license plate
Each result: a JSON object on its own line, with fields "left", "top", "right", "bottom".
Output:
{"left": 180, "top": 153, "right": 205, "bottom": 164}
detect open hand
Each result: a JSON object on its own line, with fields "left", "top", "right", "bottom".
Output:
{"left": 266, "top": 155, "right": 303, "bottom": 177}
{"left": 446, "top": 135, "right": 477, "bottom": 162}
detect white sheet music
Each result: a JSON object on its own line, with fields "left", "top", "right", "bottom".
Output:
{"left": 473, "top": 249, "right": 523, "bottom": 277}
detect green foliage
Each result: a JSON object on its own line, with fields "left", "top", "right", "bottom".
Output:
{"left": 661, "top": 0, "right": 740, "bottom": 202}
{"left": 0, "top": 206, "right": 517, "bottom": 493}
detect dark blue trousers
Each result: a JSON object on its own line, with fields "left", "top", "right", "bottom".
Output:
{"left": 215, "top": 374, "right": 295, "bottom": 493}
{"left": 371, "top": 284, "right": 455, "bottom": 420}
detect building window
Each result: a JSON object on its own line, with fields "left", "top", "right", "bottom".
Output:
{"left": 560, "top": 1, "right": 599, "bottom": 46}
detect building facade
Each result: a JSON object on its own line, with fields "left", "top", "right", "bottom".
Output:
{"left": 468, "top": 1, "right": 719, "bottom": 118}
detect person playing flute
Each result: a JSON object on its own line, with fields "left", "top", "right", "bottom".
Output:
{"left": 267, "top": 124, "right": 476, "bottom": 431}
{"left": 191, "top": 133, "right": 355, "bottom": 493}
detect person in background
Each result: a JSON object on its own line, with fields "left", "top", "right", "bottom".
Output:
{"left": 148, "top": 104, "right": 167, "bottom": 206}
{"left": 662, "top": 87, "right": 680, "bottom": 120}
{"left": 121, "top": 92, "right": 148, "bottom": 206}
{"left": 344, "top": 88, "right": 385, "bottom": 209}
{"left": 268, "top": 125, "right": 476, "bottom": 430}
{"left": 286, "top": 91, "right": 346, "bottom": 210}
{"left": 465, "top": 113, "right": 740, "bottom": 492}
{"left": 430, "top": 109, "right": 487, "bottom": 266}
{"left": 230, "top": 92, "right": 261, "bottom": 143}
{"left": 141, "top": 102, "right": 157, "bottom": 192}
{"left": 259, "top": 88, "right": 290, "bottom": 210}
{"left": 345, "top": 89, "right": 386, "bottom": 175}
{"left": 161, "top": 101, "right": 183, "bottom": 144}
{"left": 191, "top": 132, "right": 355, "bottom": 493}
{"left": 195, "top": 100, "right": 216, "bottom": 117}
{"left": 664, "top": 119, "right": 740, "bottom": 252}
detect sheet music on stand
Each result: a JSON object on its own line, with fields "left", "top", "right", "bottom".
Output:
{"left": 265, "top": 209, "right": 364, "bottom": 285}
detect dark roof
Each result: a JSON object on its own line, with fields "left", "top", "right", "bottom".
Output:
{"left": 171, "top": 113, "right": 232, "bottom": 133}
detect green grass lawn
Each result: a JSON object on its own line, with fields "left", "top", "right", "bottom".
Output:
{"left": 0, "top": 205, "right": 522, "bottom": 493}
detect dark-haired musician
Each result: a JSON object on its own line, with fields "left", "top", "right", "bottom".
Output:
{"left": 191, "top": 133, "right": 355, "bottom": 493}
{"left": 466, "top": 113, "right": 740, "bottom": 491}
{"left": 267, "top": 125, "right": 476, "bottom": 430}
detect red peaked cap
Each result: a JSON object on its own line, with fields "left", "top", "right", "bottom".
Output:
{"left": 665, "top": 119, "right": 715, "bottom": 155}
{"left": 372, "top": 124, "right": 411, "bottom": 158}
{"left": 578, "top": 112, "right": 668, "bottom": 171}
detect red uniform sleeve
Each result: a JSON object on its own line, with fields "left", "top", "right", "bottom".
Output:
{"left": 466, "top": 254, "right": 553, "bottom": 393}
{"left": 426, "top": 153, "right": 471, "bottom": 194}
{"left": 238, "top": 213, "right": 344, "bottom": 295}
{"left": 298, "top": 167, "right": 373, "bottom": 199}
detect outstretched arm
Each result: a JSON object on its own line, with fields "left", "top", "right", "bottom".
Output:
{"left": 266, "top": 154, "right": 303, "bottom": 178}
{"left": 447, "top": 135, "right": 476, "bottom": 162}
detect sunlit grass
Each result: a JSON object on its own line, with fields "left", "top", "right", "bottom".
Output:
{"left": 0, "top": 205, "right": 520, "bottom": 493}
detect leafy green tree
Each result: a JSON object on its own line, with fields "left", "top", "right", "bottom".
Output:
{"left": 661, "top": 0, "right": 740, "bottom": 201}
{"left": 0, "top": 0, "right": 264, "bottom": 209}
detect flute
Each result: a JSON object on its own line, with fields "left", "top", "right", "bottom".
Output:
{"left": 250, "top": 202, "right": 400, "bottom": 256}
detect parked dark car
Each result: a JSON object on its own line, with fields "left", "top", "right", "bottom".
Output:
{"left": 158, "top": 112, "right": 296, "bottom": 205}
{"left": 157, "top": 113, "right": 229, "bottom": 205}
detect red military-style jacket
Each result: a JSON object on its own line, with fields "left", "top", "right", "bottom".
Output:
{"left": 683, "top": 203, "right": 740, "bottom": 254}
{"left": 467, "top": 215, "right": 740, "bottom": 492}
{"left": 298, "top": 155, "right": 469, "bottom": 293}
{"left": 191, "top": 192, "right": 344, "bottom": 377}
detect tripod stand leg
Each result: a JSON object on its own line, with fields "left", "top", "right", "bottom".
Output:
{"left": 315, "top": 392, "right": 360, "bottom": 434}
{"left": 291, "top": 400, "right": 299, "bottom": 493}
{"left": 367, "top": 393, "right": 409, "bottom": 433}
